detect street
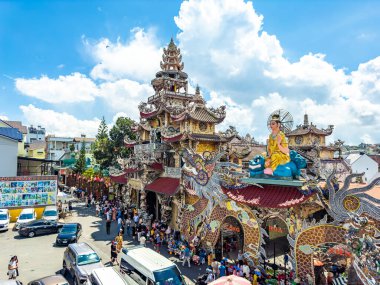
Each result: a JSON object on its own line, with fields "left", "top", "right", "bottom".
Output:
{"left": 0, "top": 203, "right": 207, "bottom": 284}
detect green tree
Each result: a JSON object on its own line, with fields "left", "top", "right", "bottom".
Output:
{"left": 93, "top": 116, "right": 112, "bottom": 170}
{"left": 109, "top": 117, "right": 136, "bottom": 161}
{"left": 69, "top": 143, "right": 75, "bottom": 153}
{"left": 74, "top": 141, "right": 86, "bottom": 174}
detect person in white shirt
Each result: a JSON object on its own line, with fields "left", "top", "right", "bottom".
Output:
{"left": 139, "top": 235, "right": 146, "bottom": 246}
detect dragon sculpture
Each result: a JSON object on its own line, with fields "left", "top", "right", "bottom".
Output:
{"left": 315, "top": 171, "right": 380, "bottom": 284}
{"left": 181, "top": 148, "right": 227, "bottom": 205}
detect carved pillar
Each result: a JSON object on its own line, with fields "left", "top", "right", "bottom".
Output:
{"left": 160, "top": 195, "right": 173, "bottom": 224}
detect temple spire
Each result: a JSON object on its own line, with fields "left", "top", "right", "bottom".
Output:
{"left": 160, "top": 38, "right": 184, "bottom": 71}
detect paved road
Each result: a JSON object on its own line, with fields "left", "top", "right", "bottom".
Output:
{"left": 0, "top": 203, "right": 207, "bottom": 284}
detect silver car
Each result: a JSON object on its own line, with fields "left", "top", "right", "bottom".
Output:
{"left": 62, "top": 242, "right": 103, "bottom": 285}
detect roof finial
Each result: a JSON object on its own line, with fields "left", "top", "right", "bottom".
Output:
{"left": 304, "top": 113, "right": 309, "bottom": 126}
{"left": 195, "top": 84, "right": 200, "bottom": 95}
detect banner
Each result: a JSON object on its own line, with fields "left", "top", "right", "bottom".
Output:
{"left": 0, "top": 176, "right": 57, "bottom": 208}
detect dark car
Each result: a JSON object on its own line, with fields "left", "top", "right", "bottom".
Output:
{"left": 56, "top": 223, "right": 82, "bottom": 246}
{"left": 18, "top": 219, "right": 63, "bottom": 238}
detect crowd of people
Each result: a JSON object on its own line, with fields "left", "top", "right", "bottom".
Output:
{"left": 89, "top": 195, "right": 306, "bottom": 285}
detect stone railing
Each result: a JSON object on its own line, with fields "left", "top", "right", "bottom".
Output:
{"left": 164, "top": 166, "right": 182, "bottom": 178}
{"left": 148, "top": 90, "right": 194, "bottom": 103}
{"left": 134, "top": 143, "right": 167, "bottom": 154}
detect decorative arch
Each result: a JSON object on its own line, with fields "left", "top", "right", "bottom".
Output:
{"left": 203, "top": 202, "right": 261, "bottom": 258}
{"left": 295, "top": 225, "right": 346, "bottom": 282}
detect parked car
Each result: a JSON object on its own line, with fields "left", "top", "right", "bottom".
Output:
{"left": 0, "top": 209, "right": 10, "bottom": 232}
{"left": 18, "top": 219, "right": 63, "bottom": 238}
{"left": 62, "top": 242, "right": 103, "bottom": 285}
{"left": 27, "top": 274, "right": 69, "bottom": 285}
{"left": 120, "top": 246, "right": 185, "bottom": 285}
{"left": 42, "top": 206, "right": 59, "bottom": 221}
{"left": 56, "top": 223, "right": 82, "bottom": 246}
{"left": 14, "top": 208, "right": 36, "bottom": 230}
{"left": 88, "top": 267, "right": 128, "bottom": 285}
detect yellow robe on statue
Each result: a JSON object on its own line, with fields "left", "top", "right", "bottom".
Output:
{"left": 267, "top": 131, "right": 290, "bottom": 171}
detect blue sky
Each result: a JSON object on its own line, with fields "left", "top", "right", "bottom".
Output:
{"left": 1, "top": 0, "right": 380, "bottom": 144}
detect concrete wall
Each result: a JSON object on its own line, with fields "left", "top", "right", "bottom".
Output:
{"left": 351, "top": 154, "right": 378, "bottom": 183}
{"left": 0, "top": 136, "right": 18, "bottom": 177}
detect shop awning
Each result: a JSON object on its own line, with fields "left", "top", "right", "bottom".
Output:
{"left": 145, "top": 177, "right": 180, "bottom": 195}
{"left": 110, "top": 173, "right": 128, "bottom": 184}
{"left": 124, "top": 168, "right": 140, "bottom": 173}
{"left": 222, "top": 184, "right": 314, "bottom": 208}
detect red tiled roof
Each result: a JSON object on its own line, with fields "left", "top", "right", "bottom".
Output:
{"left": 140, "top": 110, "right": 159, "bottom": 118}
{"left": 145, "top": 177, "right": 180, "bottom": 195}
{"left": 222, "top": 185, "right": 314, "bottom": 208}
{"left": 162, "top": 133, "right": 183, "bottom": 143}
{"left": 110, "top": 173, "right": 128, "bottom": 184}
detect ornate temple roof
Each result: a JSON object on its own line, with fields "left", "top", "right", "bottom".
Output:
{"left": 172, "top": 106, "right": 226, "bottom": 123}
{"left": 188, "top": 133, "right": 225, "bottom": 142}
{"left": 110, "top": 173, "right": 128, "bottom": 184}
{"left": 222, "top": 185, "right": 314, "bottom": 208}
{"left": 287, "top": 114, "right": 334, "bottom": 137}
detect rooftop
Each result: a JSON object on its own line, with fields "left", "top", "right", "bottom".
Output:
{"left": 4, "top": 120, "right": 27, "bottom": 134}
{"left": 28, "top": 141, "right": 46, "bottom": 150}
{"left": 0, "top": 127, "right": 23, "bottom": 141}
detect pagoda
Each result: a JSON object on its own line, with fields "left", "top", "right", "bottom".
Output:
{"left": 136, "top": 38, "right": 227, "bottom": 159}
{"left": 123, "top": 39, "right": 228, "bottom": 223}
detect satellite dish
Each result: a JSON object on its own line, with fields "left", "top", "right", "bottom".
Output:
{"left": 267, "top": 109, "right": 294, "bottom": 134}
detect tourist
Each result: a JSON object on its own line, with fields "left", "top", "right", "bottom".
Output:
{"left": 115, "top": 232, "right": 123, "bottom": 253}
{"left": 219, "top": 261, "right": 226, "bottom": 277}
{"left": 139, "top": 234, "right": 146, "bottom": 246}
{"left": 117, "top": 216, "right": 123, "bottom": 233}
{"left": 7, "top": 256, "right": 18, "bottom": 280}
{"left": 211, "top": 258, "right": 219, "bottom": 276}
{"left": 106, "top": 210, "right": 111, "bottom": 235}
{"left": 110, "top": 241, "right": 119, "bottom": 266}
{"left": 237, "top": 250, "right": 243, "bottom": 265}
{"left": 182, "top": 246, "right": 191, "bottom": 268}
{"left": 205, "top": 268, "right": 215, "bottom": 283}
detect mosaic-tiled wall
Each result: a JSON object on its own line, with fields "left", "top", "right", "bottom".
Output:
{"left": 295, "top": 225, "right": 346, "bottom": 282}
{"left": 203, "top": 202, "right": 260, "bottom": 257}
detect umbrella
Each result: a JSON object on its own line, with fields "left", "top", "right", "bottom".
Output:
{"left": 209, "top": 276, "right": 251, "bottom": 285}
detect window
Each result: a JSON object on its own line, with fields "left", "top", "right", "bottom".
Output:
{"left": 77, "top": 253, "right": 100, "bottom": 265}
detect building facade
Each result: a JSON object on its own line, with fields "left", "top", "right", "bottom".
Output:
{"left": 0, "top": 123, "right": 22, "bottom": 177}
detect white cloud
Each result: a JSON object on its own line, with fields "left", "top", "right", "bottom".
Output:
{"left": 20, "top": 104, "right": 100, "bottom": 137}
{"left": 0, "top": 115, "right": 9, "bottom": 121}
{"left": 174, "top": 0, "right": 380, "bottom": 144}
{"left": 15, "top": 73, "right": 99, "bottom": 103}
{"left": 98, "top": 79, "right": 153, "bottom": 120}
{"left": 85, "top": 28, "right": 162, "bottom": 82}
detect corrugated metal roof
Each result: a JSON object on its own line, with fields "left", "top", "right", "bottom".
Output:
{"left": 0, "top": 127, "right": 23, "bottom": 141}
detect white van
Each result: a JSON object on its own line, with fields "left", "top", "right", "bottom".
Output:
{"left": 120, "top": 246, "right": 185, "bottom": 285}
{"left": 0, "top": 209, "right": 10, "bottom": 232}
{"left": 88, "top": 267, "right": 128, "bottom": 285}
{"left": 14, "top": 208, "right": 36, "bottom": 230}
{"left": 42, "top": 205, "right": 59, "bottom": 221}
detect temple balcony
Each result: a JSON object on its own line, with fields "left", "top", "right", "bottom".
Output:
{"left": 163, "top": 166, "right": 182, "bottom": 178}
{"left": 134, "top": 143, "right": 167, "bottom": 155}
{"left": 148, "top": 90, "right": 194, "bottom": 103}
